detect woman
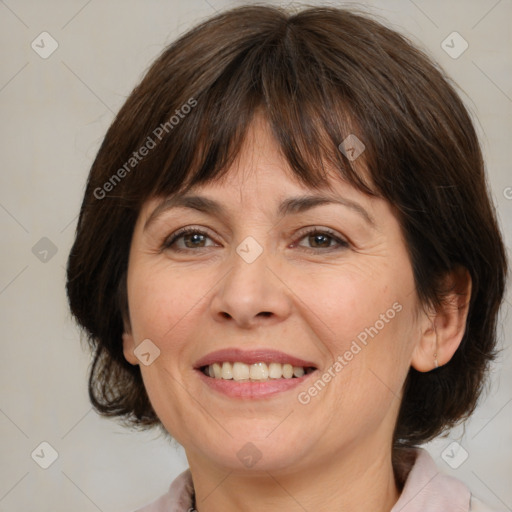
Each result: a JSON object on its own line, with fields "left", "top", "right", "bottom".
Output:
{"left": 66, "top": 5, "right": 508, "bottom": 511}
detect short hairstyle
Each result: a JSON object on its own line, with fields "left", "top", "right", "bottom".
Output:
{"left": 66, "top": 5, "right": 508, "bottom": 448}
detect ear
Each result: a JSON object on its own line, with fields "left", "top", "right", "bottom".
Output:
{"left": 411, "top": 266, "right": 472, "bottom": 372}
{"left": 122, "top": 332, "right": 139, "bottom": 365}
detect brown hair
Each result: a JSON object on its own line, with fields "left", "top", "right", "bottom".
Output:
{"left": 66, "top": 4, "right": 508, "bottom": 447}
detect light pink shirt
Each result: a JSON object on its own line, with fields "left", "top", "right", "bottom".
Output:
{"left": 132, "top": 448, "right": 501, "bottom": 511}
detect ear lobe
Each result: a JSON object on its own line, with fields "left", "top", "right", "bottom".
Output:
{"left": 411, "top": 318, "right": 437, "bottom": 372}
{"left": 411, "top": 266, "right": 472, "bottom": 372}
{"left": 122, "top": 332, "right": 139, "bottom": 365}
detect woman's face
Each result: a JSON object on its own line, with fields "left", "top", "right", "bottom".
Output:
{"left": 123, "top": 115, "right": 427, "bottom": 473}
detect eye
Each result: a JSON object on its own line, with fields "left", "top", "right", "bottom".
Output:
{"left": 162, "top": 226, "right": 349, "bottom": 253}
{"left": 294, "top": 228, "right": 349, "bottom": 252}
{"left": 163, "top": 227, "right": 217, "bottom": 251}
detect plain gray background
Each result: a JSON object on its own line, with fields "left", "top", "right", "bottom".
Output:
{"left": 0, "top": 0, "right": 511, "bottom": 510}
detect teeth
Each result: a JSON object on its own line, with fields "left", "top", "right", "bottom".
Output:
{"left": 293, "top": 366, "right": 305, "bottom": 377}
{"left": 250, "top": 362, "right": 269, "bottom": 380}
{"left": 232, "top": 362, "right": 250, "bottom": 381}
{"left": 212, "top": 362, "right": 222, "bottom": 378}
{"left": 282, "top": 363, "right": 293, "bottom": 379}
{"left": 221, "top": 362, "right": 233, "bottom": 380}
{"left": 203, "top": 362, "right": 311, "bottom": 381}
{"left": 268, "top": 362, "right": 282, "bottom": 379}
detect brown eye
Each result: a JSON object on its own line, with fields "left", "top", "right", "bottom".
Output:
{"left": 308, "top": 233, "right": 333, "bottom": 248}
{"left": 295, "top": 229, "right": 349, "bottom": 251}
{"left": 182, "top": 232, "right": 208, "bottom": 248}
{"left": 163, "top": 228, "right": 217, "bottom": 251}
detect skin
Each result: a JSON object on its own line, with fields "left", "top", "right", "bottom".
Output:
{"left": 122, "top": 113, "right": 471, "bottom": 511}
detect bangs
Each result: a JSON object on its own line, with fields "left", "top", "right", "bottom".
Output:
{"left": 119, "top": 13, "right": 378, "bottom": 208}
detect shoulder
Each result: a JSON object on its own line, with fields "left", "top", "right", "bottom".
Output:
{"left": 470, "top": 495, "right": 507, "bottom": 512}
{"left": 391, "top": 448, "right": 501, "bottom": 512}
{"left": 130, "top": 469, "right": 194, "bottom": 512}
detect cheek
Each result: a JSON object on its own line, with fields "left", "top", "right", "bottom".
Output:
{"left": 288, "top": 262, "right": 404, "bottom": 345}
{"left": 292, "top": 261, "right": 416, "bottom": 394}
{"left": 307, "top": 290, "right": 414, "bottom": 438}
{"left": 127, "top": 262, "right": 212, "bottom": 345}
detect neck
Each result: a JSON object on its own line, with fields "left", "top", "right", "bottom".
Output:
{"left": 187, "top": 439, "right": 401, "bottom": 512}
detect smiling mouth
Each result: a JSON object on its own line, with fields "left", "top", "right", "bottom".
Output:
{"left": 200, "top": 361, "right": 317, "bottom": 381}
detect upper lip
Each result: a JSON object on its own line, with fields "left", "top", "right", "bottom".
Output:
{"left": 194, "top": 348, "right": 317, "bottom": 369}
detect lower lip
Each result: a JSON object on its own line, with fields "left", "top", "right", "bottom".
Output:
{"left": 196, "top": 369, "right": 315, "bottom": 399}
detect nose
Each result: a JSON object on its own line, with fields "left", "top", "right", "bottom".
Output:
{"left": 209, "top": 243, "right": 292, "bottom": 329}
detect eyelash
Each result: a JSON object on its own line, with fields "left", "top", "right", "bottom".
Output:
{"left": 162, "top": 226, "right": 349, "bottom": 253}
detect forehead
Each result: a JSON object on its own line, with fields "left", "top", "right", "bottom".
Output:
{"left": 138, "top": 111, "right": 379, "bottom": 226}
{"left": 139, "top": 159, "right": 379, "bottom": 235}
{"left": 186, "top": 113, "right": 367, "bottom": 200}
{"left": 142, "top": 164, "right": 364, "bottom": 223}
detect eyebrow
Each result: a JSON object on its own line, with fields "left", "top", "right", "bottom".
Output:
{"left": 144, "top": 193, "right": 375, "bottom": 231}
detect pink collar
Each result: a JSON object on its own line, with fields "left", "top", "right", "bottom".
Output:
{"left": 391, "top": 448, "right": 470, "bottom": 511}
{"left": 136, "top": 447, "right": 471, "bottom": 511}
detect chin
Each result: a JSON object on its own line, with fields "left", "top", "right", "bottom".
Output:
{"left": 192, "top": 427, "right": 312, "bottom": 473}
